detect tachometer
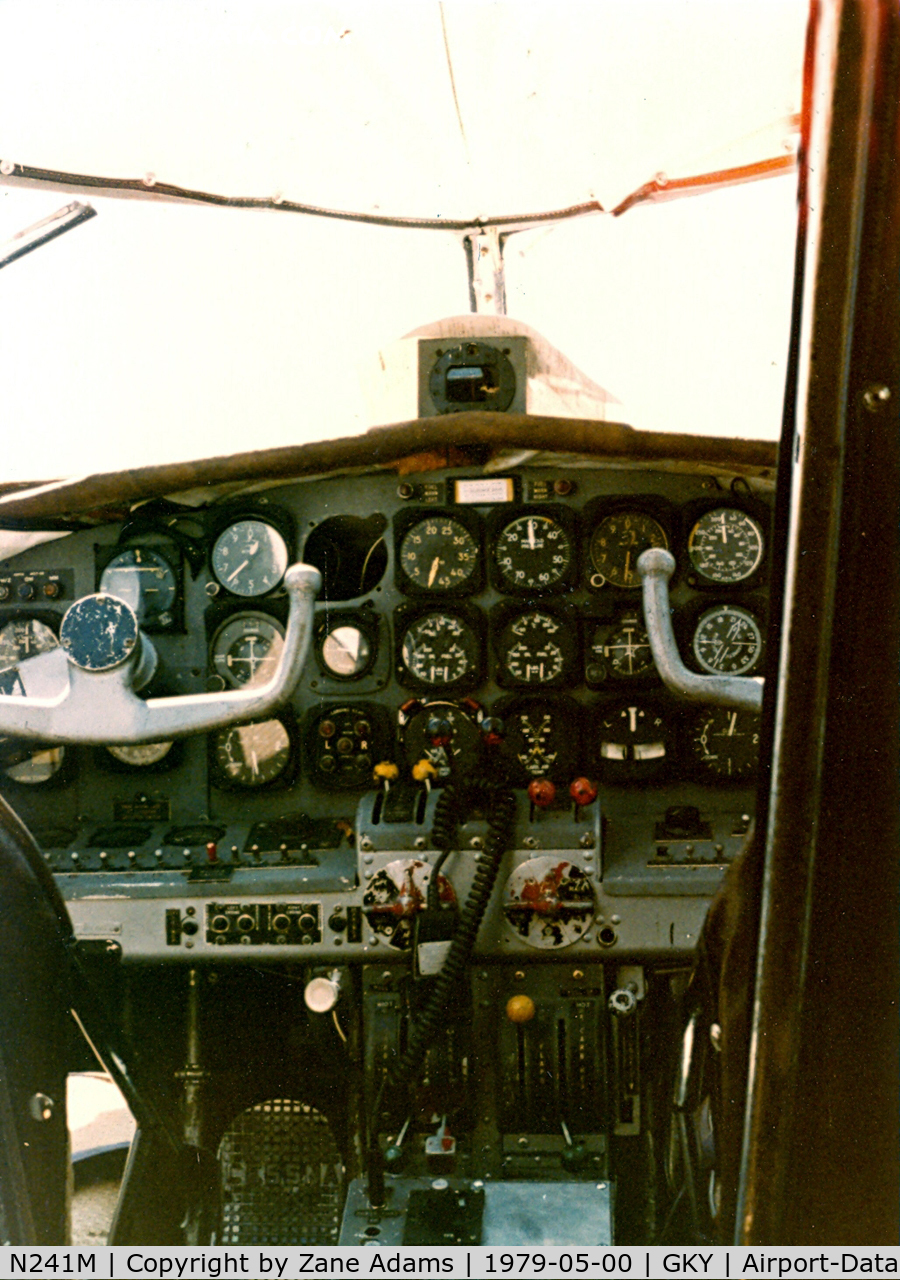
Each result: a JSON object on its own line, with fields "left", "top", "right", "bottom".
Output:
{"left": 399, "top": 612, "right": 480, "bottom": 688}
{"left": 212, "top": 519, "right": 289, "bottom": 598}
{"left": 495, "top": 609, "right": 576, "bottom": 687}
{"left": 398, "top": 515, "right": 479, "bottom": 593}
{"left": 493, "top": 512, "right": 573, "bottom": 591}
{"left": 589, "top": 512, "right": 668, "bottom": 589}
{"left": 687, "top": 508, "right": 765, "bottom": 584}
{"left": 691, "top": 605, "right": 763, "bottom": 675}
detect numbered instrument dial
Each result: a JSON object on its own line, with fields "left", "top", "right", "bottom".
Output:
{"left": 99, "top": 548, "right": 177, "bottom": 626}
{"left": 398, "top": 516, "right": 479, "bottom": 593}
{"left": 494, "top": 513, "right": 573, "bottom": 591}
{"left": 496, "top": 610, "right": 575, "bottom": 686}
{"left": 596, "top": 701, "right": 669, "bottom": 780}
{"left": 589, "top": 512, "right": 668, "bottom": 589}
{"left": 107, "top": 741, "right": 174, "bottom": 767}
{"left": 589, "top": 613, "right": 655, "bottom": 680}
{"left": 212, "top": 718, "right": 293, "bottom": 788}
{"left": 687, "top": 508, "right": 765, "bottom": 583}
{"left": 503, "top": 857, "right": 595, "bottom": 949}
{"left": 690, "top": 707, "right": 760, "bottom": 780}
{"left": 692, "top": 605, "right": 763, "bottom": 675}
{"left": 212, "top": 519, "right": 289, "bottom": 598}
{"left": 211, "top": 614, "right": 285, "bottom": 689}
{"left": 400, "top": 613, "right": 479, "bottom": 687}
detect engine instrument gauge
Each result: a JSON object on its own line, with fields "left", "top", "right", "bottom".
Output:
{"left": 399, "top": 699, "right": 483, "bottom": 781}
{"left": 107, "top": 741, "right": 174, "bottom": 767}
{"left": 398, "top": 515, "right": 479, "bottom": 593}
{"left": 596, "top": 701, "right": 669, "bottom": 781}
{"left": 211, "top": 613, "right": 285, "bottom": 688}
{"left": 212, "top": 718, "right": 293, "bottom": 788}
{"left": 589, "top": 512, "right": 668, "bottom": 589}
{"left": 317, "top": 619, "right": 375, "bottom": 679}
{"left": 212, "top": 519, "right": 289, "bottom": 598}
{"left": 496, "top": 609, "right": 576, "bottom": 687}
{"left": 687, "top": 508, "right": 765, "bottom": 583}
{"left": 493, "top": 513, "right": 573, "bottom": 592}
{"left": 691, "top": 605, "right": 763, "bottom": 675}
{"left": 363, "top": 858, "right": 457, "bottom": 950}
{"left": 503, "top": 856, "right": 595, "bottom": 949}
{"left": 400, "top": 612, "right": 479, "bottom": 687}
{"left": 500, "top": 697, "right": 580, "bottom": 783}
{"left": 3, "top": 747, "right": 66, "bottom": 786}
{"left": 0, "top": 618, "right": 58, "bottom": 673}
{"left": 690, "top": 707, "right": 760, "bottom": 780}
{"left": 99, "top": 548, "right": 177, "bottom": 626}
{"left": 589, "top": 613, "right": 655, "bottom": 680}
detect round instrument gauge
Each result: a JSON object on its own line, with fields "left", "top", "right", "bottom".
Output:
{"left": 589, "top": 512, "right": 668, "bottom": 589}
{"left": 589, "top": 613, "right": 655, "bottom": 680}
{"left": 107, "top": 741, "right": 174, "bottom": 767}
{"left": 212, "top": 718, "right": 293, "bottom": 788}
{"left": 211, "top": 613, "right": 285, "bottom": 689}
{"left": 318, "top": 622, "right": 374, "bottom": 679}
{"left": 687, "top": 508, "right": 765, "bottom": 583}
{"left": 398, "top": 516, "right": 479, "bottom": 593}
{"left": 500, "top": 698, "right": 580, "bottom": 783}
{"left": 0, "top": 618, "right": 58, "bottom": 673}
{"left": 494, "top": 513, "right": 573, "bottom": 591}
{"left": 4, "top": 746, "right": 66, "bottom": 786}
{"left": 99, "top": 548, "right": 177, "bottom": 626}
{"left": 363, "top": 858, "right": 457, "bottom": 951}
{"left": 212, "top": 519, "right": 289, "bottom": 598}
{"left": 400, "top": 613, "right": 479, "bottom": 687}
{"left": 690, "top": 707, "right": 760, "bottom": 780}
{"left": 399, "top": 699, "right": 482, "bottom": 781}
{"left": 596, "top": 701, "right": 669, "bottom": 780}
{"left": 503, "top": 856, "right": 595, "bottom": 949}
{"left": 692, "top": 605, "right": 763, "bottom": 675}
{"left": 496, "top": 610, "right": 575, "bottom": 686}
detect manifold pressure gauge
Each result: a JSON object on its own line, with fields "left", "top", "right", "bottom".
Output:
{"left": 496, "top": 609, "right": 576, "bottom": 686}
{"left": 503, "top": 857, "right": 595, "bottom": 949}
{"left": 687, "top": 508, "right": 765, "bottom": 583}
{"left": 692, "top": 604, "right": 763, "bottom": 675}
{"left": 211, "top": 519, "right": 289, "bottom": 598}
{"left": 400, "top": 612, "right": 480, "bottom": 688}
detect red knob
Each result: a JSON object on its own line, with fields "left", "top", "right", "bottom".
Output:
{"left": 205, "top": 841, "right": 218, "bottom": 864}
{"left": 528, "top": 778, "right": 556, "bottom": 809}
{"left": 569, "top": 777, "right": 598, "bottom": 807}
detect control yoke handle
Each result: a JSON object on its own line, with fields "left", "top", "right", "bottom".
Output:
{"left": 637, "top": 548, "right": 763, "bottom": 712}
{"left": 0, "top": 563, "right": 322, "bottom": 745}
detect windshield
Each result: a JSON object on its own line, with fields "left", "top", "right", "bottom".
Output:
{"left": 0, "top": 1, "right": 807, "bottom": 483}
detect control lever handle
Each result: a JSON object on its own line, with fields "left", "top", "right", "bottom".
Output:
{"left": 0, "top": 563, "right": 321, "bottom": 744}
{"left": 637, "top": 548, "right": 763, "bottom": 712}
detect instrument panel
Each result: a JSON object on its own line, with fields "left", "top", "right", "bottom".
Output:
{"left": 0, "top": 464, "right": 769, "bottom": 963}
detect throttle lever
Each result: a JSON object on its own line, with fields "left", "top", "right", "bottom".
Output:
{"left": 637, "top": 548, "right": 763, "bottom": 712}
{"left": 0, "top": 563, "right": 321, "bottom": 744}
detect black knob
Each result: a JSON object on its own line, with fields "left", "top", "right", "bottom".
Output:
{"left": 210, "top": 915, "right": 230, "bottom": 933}
{"left": 17, "top": 582, "right": 35, "bottom": 601}
{"left": 298, "top": 912, "right": 317, "bottom": 933}
{"left": 271, "top": 913, "right": 290, "bottom": 933}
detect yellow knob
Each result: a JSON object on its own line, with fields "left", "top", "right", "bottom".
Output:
{"left": 506, "top": 995, "right": 536, "bottom": 1024}
{"left": 373, "top": 761, "right": 399, "bottom": 781}
{"left": 412, "top": 759, "right": 438, "bottom": 782}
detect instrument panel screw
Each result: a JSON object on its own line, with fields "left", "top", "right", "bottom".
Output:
{"left": 579, "top": 833, "right": 595, "bottom": 848}
{"left": 469, "top": 836, "right": 483, "bottom": 850}
{"left": 523, "top": 835, "right": 537, "bottom": 849}
{"left": 360, "top": 836, "right": 374, "bottom": 852}
{"left": 863, "top": 383, "right": 892, "bottom": 412}
{"left": 414, "top": 836, "right": 426, "bottom": 850}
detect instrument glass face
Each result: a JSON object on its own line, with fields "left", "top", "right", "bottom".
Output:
{"left": 4, "top": 746, "right": 66, "bottom": 786}
{"left": 399, "top": 516, "right": 479, "bottom": 592}
{"left": 211, "top": 614, "right": 285, "bottom": 689}
{"left": 212, "top": 718, "right": 292, "bottom": 787}
{"left": 596, "top": 701, "right": 669, "bottom": 780}
{"left": 503, "top": 856, "right": 595, "bottom": 949}
{"left": 400, "top": 700, "right": 482, "bottom": 781}
{"left": 691, "top": 604, "right": 762, "bottom": 675}
{"left": 494, "top": 513, "right": 573, "bottom": 591}
{"left": 687, "top": 507, "right": 765, "bottom": 583}
{"left": 589, "top": 512, "right": 668, "bottom": 588}
{"left": 99, "top": 548, "right": 177, "bottom": 625}
{"left": 590, "top": 613, "right": 655, "bottom": 679}
{"left": 0, "top": 618, "right": 58, "bottom": 675}
{"left": 501, "top": 699, "right": 579, "bottom": 783}
{"left": 107, "top": 742, "right": 174, "bottom": 767}
{"left": 400, "top": 613, "right": 479, "bottom": 687}
{"left": 690, "top": 707, "right": 760, "bottom": 779}
{"left": 319, "top": 624, "right": 373, "bottom": 678}
{"left": 496, "top": 609, "right": 575, "bottom": 685}
{"left": 212, "top": 520, "right": 289, "bottom": 597}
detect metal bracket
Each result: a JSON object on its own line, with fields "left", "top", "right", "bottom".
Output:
{"left": 637, "top": 548, "right": 763, "bottom": 711}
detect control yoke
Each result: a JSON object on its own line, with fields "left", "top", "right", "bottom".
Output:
{"left": 0, "top": 564, "right": 322, "bottom": 745}
{"left": 637, "top": 548, "right": 763, "bottom": 712}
